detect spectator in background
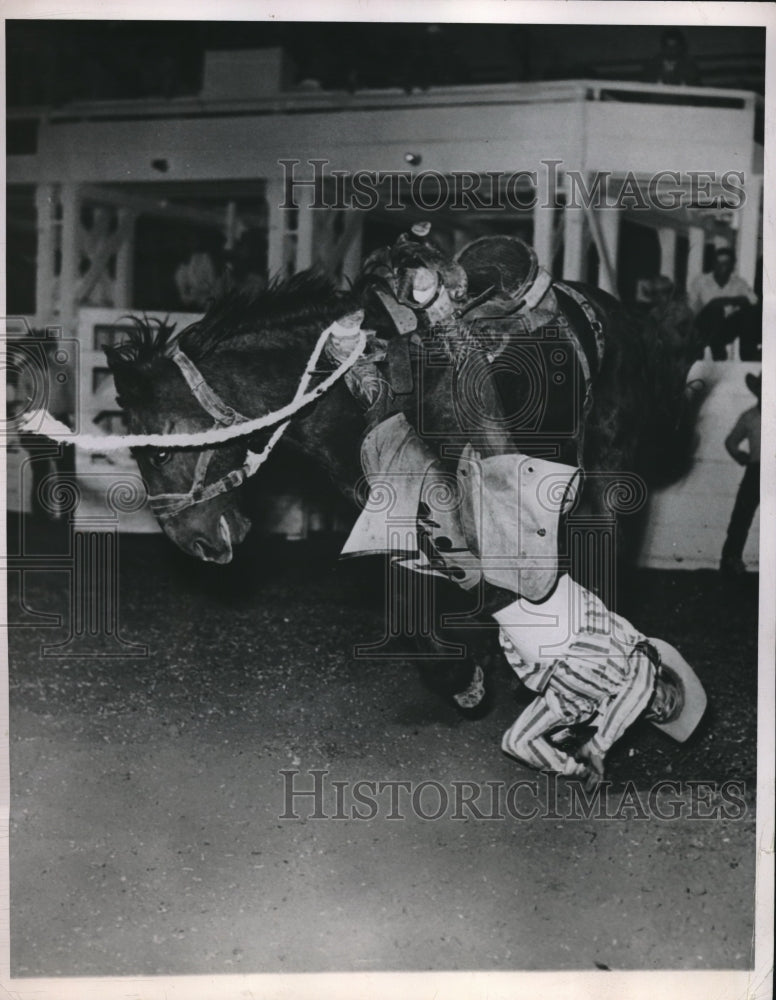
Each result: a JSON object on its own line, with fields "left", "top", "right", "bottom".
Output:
{"left": 689, "top": 246, "right": 760, "bottom": 360}
{"left": 644, "top": 29, "right": 701, "bottom": 86}
{"left": 720, "top": 372, "right": 761, "bottom": 576}
{"left": 175, "top": 228, "right": 269, "bottom": 309}
{"left": 647, "top": 275, "right": 694, "bottom": 335}
{"left": 174, "top": 249, "right": 226, "bottom": 310}
{"left": 646, "top": 273, "right": 702, "bottom": 367}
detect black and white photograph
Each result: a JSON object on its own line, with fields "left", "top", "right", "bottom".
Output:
{"left": 1, "top": 4, "right": 774, "bottom": 998}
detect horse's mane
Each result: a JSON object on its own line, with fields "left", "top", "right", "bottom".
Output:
{"left": 106, "top": 270, "right": 354, "bottom": 372}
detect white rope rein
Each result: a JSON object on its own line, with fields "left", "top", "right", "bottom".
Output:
{"left": 17, "top": 313, "right": 367, "bottom": 456}
{"left": 242, "top": 310, "right": 363, "bottom": 477}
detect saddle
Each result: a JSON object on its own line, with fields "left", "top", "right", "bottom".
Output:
{"left": 457, "top": 234, "right": 558, "bottom": 331}
{"left": 363, "top": 231, "right": 604, "bottom": 412}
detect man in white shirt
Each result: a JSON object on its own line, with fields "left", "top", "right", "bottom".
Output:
{"left": 720, "top": 372, "right": 761, "bottom": 575}
{"left": 689, "top": 246, "right": 760, "bottom": 360}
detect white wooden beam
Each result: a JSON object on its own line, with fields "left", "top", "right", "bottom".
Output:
{"left": 338, "top": 212, "right": 365, "bottom": 287}
{"left": 18, "top": 96, "right": 754, "bottom": 186}
{"left": 735, "top": 174, "right": 762, "bottom": 287}
{"left": 79, "top": 183, "right": 263, "bottom": 233}
{"left": 29, "top": 105, "right": 583, "bottom": 184}
{"left": 310, "top": 208, "right": 338, "bottom": 274}
{"left": 562, "top": 201, "right": 586, "bottom": 283}
{"left": 76, "top": 209, "right": 136, "bottom": 304}
{"left": 623, "top": 206, "right": 730, "bottom": 237}
{"left": 34, "top": 183, "right": 58, "bottom": 321}
{"left": 687, "top": 227, "right": 707, "bottom": 287}
{"left": 295, "top": 187, "right": 316, "bottom": 273}
{"left": 35, "top": 79, "right": 758, "bottom": 123}
{"left": 113, "top": 209, "right": 136, "bottom": 308}
{"left": 266, "top": 178, "right": 291, "bottom": 279}
{"left": 58, "top": 184, "right": 81, "bottom": 331}
{"left": 585, "top": 205, "right": 620, "bottom": 298}
{"left": 657, "top": 227, "right": 678, "bottom": 283}
{"left": 532, "top": 168, "right": 554, "bottom": 271}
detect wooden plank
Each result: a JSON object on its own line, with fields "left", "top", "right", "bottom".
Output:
{"left": 584, "top": 103, "right": 755, "bottom": 175}
{"left": 79, "top": 183, "right": 261, "bottom": 230}
{"left": 75, "top": 210, "right": 136, "bottom": 304}
{"left": 15, "top": 94, "right": 755, "bottom": 187}
{"left": 28, "top": 105, "right": 585, "bottom": 182}
{"left": 39, "top": 79, "right": 759, "bottom": 122}
{"left": 57, "top": 184, "right": 81, "bottom": 329}
{"left": 34, "top": 183, "right": 57, "bottom": 319}
{"left": 113, "top": 210, "right": 136, "bottom": 308}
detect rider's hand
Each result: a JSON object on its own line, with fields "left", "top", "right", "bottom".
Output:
{"left": 576, "top": 741, "right": 606, "bottom": 790}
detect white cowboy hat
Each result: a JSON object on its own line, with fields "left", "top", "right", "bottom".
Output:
{"left": 646, "top": 638, "right": 707, "bottom": 742}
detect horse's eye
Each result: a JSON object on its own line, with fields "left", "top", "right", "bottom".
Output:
{"left": 149, "top": 450, "right": 172, "bottom": 469}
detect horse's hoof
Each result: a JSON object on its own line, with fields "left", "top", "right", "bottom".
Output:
{"left": 453, "top": 664, "right": 491, "bottom": 718}
{"left": 453, "top": 663, "right": 485, "bottom": 709}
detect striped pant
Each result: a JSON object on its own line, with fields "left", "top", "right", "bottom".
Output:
{"left": 502, "top": 643, "right": 657, "bottom": 774}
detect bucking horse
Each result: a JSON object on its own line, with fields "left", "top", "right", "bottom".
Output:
{"left": 102, "top": 231, "right": 700, "bottom": 712}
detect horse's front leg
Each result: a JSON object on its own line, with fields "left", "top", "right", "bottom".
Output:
{"left": 391, "top": 567, "right": 496, "bottom": 716}
{"left": 414, "top": 635, "right": 492, "bottom": 715}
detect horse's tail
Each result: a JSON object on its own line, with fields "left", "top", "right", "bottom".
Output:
{"left": 577, "top": 287, "right": 700, "bottom": 488}
{"left": 635, "top": 306, "right": 702, "bottom": 486}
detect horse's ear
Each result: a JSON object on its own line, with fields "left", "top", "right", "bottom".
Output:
{"left": 107, "top": 359, "right": 149, "bottom": 411}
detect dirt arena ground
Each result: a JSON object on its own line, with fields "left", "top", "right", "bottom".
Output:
{"left": 6, "top": 520, "right": 759, "bottom": 976}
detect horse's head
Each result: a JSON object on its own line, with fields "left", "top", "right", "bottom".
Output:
{"left": 105, "top": 279, "right": 366, "bottom": 564}
{"left": 132, "top": 435, "right": 253, "bottom": 565}
{"left": 106, "top": 319, "right": 253, "bottom": 564}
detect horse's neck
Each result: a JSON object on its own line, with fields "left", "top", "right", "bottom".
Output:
{"left": 282, "top": 383, "right": 366, "bottom": 500}
{"left": 217, "top": 333, "right": 366, "bottom": 501}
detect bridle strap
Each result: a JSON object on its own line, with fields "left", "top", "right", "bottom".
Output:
{"left": 147, "top": 349, "right": 251, "bottom": 521}
{"left": 170, "top": 348, "right": 249, "bottom": 426}
{"left": 148, "top": 459, "right": 247, "bottom": 521}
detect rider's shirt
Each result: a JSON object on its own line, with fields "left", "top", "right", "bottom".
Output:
{"left": 494, "top": 573, "right": 645, "bottom": 694}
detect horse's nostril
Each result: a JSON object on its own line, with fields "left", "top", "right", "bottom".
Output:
{"left": 193, "top": 537, "right": 221, "bottom": 562}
